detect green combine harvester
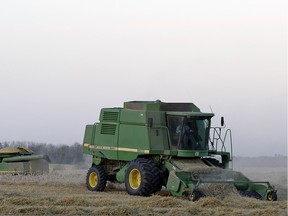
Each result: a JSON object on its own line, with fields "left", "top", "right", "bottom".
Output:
{"left": 83, "top": 100, "right": 277, "bottom": 201}
{"left": 0, "top": 147, "right": 50, "bottom": 174}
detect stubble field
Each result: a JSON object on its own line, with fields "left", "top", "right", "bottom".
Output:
{"left": 0, "top": 160, "right": 287, "bottom": 216}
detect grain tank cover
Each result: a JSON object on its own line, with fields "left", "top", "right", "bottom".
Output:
{"left": 124, "top": 101, "right": 200, "bottom": 112}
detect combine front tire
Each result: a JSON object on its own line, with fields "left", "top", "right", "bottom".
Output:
{"left": 125, "top": 158, "right": 160, "bottom": 196}
{"left": 86, "top": 165, "right": 107, "bottom": 191}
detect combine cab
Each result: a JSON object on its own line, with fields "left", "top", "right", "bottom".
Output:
{"left": 82, "top": 101, "right": 277, "bottom": 201}
{"left": 0, "top": 147, "right": 50, "bottom": 174}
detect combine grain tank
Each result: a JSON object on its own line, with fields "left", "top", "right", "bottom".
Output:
{"left": 0, "top": 147, "right": 50, "bottom": 174}
{"left": 82, "top": 100, "right": 277, "bottom": 201}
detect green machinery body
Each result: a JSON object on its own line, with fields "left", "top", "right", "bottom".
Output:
{"left": 0, "top": 147, "right": 50, "bottom": 174}
{"left": 83, "top": 101, "right": 277, "bottom": 201}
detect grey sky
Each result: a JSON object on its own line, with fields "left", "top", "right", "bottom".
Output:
{"left": 0, "top": 0, "right": 287, "bottom": 156}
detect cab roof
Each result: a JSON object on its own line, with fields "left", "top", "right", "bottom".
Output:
{"left": 124, "top": 100, "right": 201, "bottom": 112}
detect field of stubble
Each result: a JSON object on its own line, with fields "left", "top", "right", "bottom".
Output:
{"left": 0, "top": 162, "right": 287, "bottom": 216}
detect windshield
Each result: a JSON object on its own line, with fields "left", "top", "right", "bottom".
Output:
{"left": 167, "top": 116, "right": 210, "bottom": 151}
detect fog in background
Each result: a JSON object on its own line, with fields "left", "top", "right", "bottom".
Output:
{"left": 0, "top": 0, "right": 287, "bottom": 156}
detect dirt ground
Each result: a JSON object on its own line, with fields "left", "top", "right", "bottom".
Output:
{"left": 0, "top": 162, "right": 287, "bottom": 216}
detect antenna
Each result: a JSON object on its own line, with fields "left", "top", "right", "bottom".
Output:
{"left": 209, "top": 105, "right": 214, "bottom": 114}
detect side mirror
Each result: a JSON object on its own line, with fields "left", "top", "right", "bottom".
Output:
{"left": 221, "top": 117, "right": 225, "bottom": 127}
{"left": 147, "top": 118, "right": 153, "bottom": 128}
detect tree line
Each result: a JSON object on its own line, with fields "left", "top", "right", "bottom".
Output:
{"left": 0, "top": 141, "right": 86, "bottom": 164}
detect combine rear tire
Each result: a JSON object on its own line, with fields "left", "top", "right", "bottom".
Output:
{"left": 125, "top": 158, "right": 160, "bottom": 196}
{"left": 86, "top": 165, "right": 107, "bottom": 191}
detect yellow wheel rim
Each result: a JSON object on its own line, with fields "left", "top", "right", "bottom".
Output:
{"left": 129, "top": 168, "right": 141, "bottom": 189}
{"left": 89, "top": 172, "right": 98, "bottom": 188}
{"left": 189, "top": 193, "right": 195, "bottom": 201}
{"left": 267, "top": 193, "right": 273, "bottom": 201}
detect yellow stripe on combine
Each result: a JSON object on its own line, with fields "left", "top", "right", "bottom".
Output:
{"left": 0, "top": 170, "right": 18, "bottom": 173}
{"left": 83, "top": 143, "right": 149, "bottom": 154}
{"left": 83, "top": 143, "right": 91, "bottom": 148}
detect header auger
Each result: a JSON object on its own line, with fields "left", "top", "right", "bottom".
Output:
{"left": 83, "top": 100, "right": 277, "bottom": 201}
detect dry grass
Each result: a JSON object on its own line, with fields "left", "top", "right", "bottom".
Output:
{"left": 0, "top": 164, "right": 287, "bottom": 215}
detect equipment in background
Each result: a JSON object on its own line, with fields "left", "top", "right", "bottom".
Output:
{"left": 0, "top": 147, "right": 50, "bottom": 174}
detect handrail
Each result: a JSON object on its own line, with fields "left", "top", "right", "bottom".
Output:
{"left": 209, "top": 127, "right": 233, "bottom": 161}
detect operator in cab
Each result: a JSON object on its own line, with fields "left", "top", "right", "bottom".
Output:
{"left": 176, "top": 121, "right": 201, "bottom": 150}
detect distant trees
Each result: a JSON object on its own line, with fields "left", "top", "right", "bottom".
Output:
{"left": 0, "top": 141, "right": 86, "bottom": 164}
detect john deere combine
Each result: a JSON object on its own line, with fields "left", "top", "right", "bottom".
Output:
{"left": 0, "top": 147, "right": 50, "bottom": 174}
{"left": 83, "top": 100, "right": 277, "bottom": 201}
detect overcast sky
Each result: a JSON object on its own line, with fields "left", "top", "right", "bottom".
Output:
{"left": 0, "top": 0, "right": 287, "bottom": 156}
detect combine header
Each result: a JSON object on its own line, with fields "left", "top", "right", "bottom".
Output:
{"left": 0, "top": 147, "right": 50, "bottom": 174}
{"left": 82, "top": 100, "right": 277, "bottom": 201}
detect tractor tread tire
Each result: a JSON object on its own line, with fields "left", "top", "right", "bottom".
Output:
{"left": 150, "top": 164, "right": 163, "bottom": 194}
{"left": 125, "top": 158, "right": 161, "bottom": 196}
{"left": 86, "top": 165, "right": 107, "bottom": 192}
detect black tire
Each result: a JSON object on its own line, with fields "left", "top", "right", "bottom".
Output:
{"left": 266, "top": 191, "right": 277, "bottom": 201}
{"left": 151, "top": 164, "right": 163, "bottom": 194}
{"left": 151, "top": 183, "right": 163, "bottom": 194}
{"left": 239, "top": 190, "right": 262, "bottom": 199}
{"left": 188, "top": 190, "right": 205, "bottom": 201}
{"left": 125, "top": 158, "right": 161, "bottom": 196}
{"left": 86, "top": 165, "right": 107, "bottom": 191}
